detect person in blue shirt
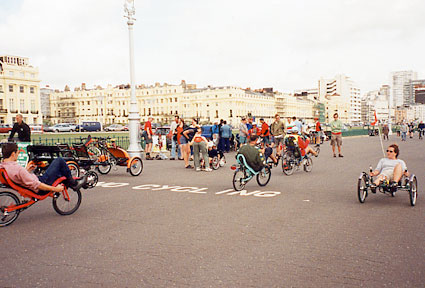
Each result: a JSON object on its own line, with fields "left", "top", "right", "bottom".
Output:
{"left": 220, "top": 121, "right": 232, "bottom": 152}
{"left": 212, "top": 121, "right": 220, "bottom": 145}
{"left": 292, "top": 116, "right": 303, "bottom": 135}
{"left": 246, "top": 117, "right": 253, "bottom": 131}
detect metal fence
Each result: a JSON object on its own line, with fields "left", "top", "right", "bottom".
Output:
{"left": 31, "top": 135, "right": 131, "bottom": 150}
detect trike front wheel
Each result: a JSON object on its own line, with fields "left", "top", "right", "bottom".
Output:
{"left": 357, "top": 174, "right": 368, "bottom": 203}
{"left": 257, "top": 166, "right": 271, "bottom": 186}
{"left": 129, "top": 157, "right": 143, "bottom": 176}
{"left": 0, "top": 192, "right": 20, "bottom": 227}
{"left": 409, "top": 176, "right": 417, "bottom": 206}
{"left": 53, "top": 188, "right": 82, "bottom": 215}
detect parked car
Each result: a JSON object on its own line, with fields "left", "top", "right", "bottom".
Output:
{"left": 29, "top": 124, "right": 43, "bottom": 133}
{"left": 0, "top": 124, "right": 12, "bottom": 134}
{"left": 104, "top": 124, "right": 126, "bottom": 132}
{"left": 76, "top": 121, "right": 102, "bottom": 132}
{"left": 44, "top": 123, "right": 77, "bottom": 133}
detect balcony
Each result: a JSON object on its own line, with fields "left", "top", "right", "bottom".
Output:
{"left": 21, "top": 110, "right": 29, "bottom": 114}
{"left": 10, "top": 109, "right": 18, "bottom": 113}
{"left": 0, "top": 108, "right": 7, "bottom": 113}
{"left": 31, "top": 110, "right": 39, "bottom": 114}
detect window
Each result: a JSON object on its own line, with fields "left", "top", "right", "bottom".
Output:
{"left": 216, "top": 110, "right": 219, "bottom": 118}
{"left": 9, "top": 85, "right": 13, "bottom": 92}
{"left": 230, "top": 110, "right": 233, "bottom": 117}
{"left": 30, "top": 87, "right": 34, "bottom": 94}
{"left": 0, "top": 85, "right": 3, "bottom": 93}
{"left": 174, "top": 97, "right": 177, "bottom": 102}
{"left": 31, "top": 100, "right": 35, "bottom": 111}
{"left": 9, "top": 71, "right": 14, "bottom": 76}
{"left": 0, "top": 99, "right": 3, "bottom": 109}
{"left": 20, "top": 99, "right": 25, "bottom": 111}
{"left": 9, "top": 99, "right": 15, "bottom": 111}
{"left": 20, "top": 86, "right": 24, "bottom": 93}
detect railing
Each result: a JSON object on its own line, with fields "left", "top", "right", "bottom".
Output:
{"left": 21, "top": 110, "right": 29, "bottom": 114}
{"left": 0, "top": 109, "right": 7, "bottom": 113}
{"left": 31, "top": 135, "right": 131, "bottom": 150}
{"left": 31, "top": 110, "right": 39, "bottom": 114}
{"left": 10, "top": 110, "right": 18, "bottom": 113}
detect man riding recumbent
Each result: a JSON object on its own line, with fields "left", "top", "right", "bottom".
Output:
{"left": 283, "top": 127, "right": 318, "bottom": 160}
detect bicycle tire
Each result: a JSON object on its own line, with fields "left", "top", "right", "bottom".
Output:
{"left": 357, "top": 174, "right": 368, "bottom": 203}
{"left": 212, "top": 156, "right": 220, "bottom": 170}
{"left": 303, "top": 157, "right": 313, "bottom": 172}
{"left": 233, "top": 170, "right": 246, "bottom": 191}
{"left": 52, "top": 187, "right": 82, "bottom": 215}
{"left": 67, "top": 162, "right": 80, "bottom": 178}
{"left": 409, "top": 176, "right": 417, "bottom": 206}
{"left": 256, "top": 166, "right": 271, "bottom": 186}
{"left": 282, "top": 152, "right": 295, "bottom": 176}
{"left": 97, "top": 162, "right": 112, "bottom": 174}
{"left": 0, "top": 192, "right": 20, "bottom": 227}
{"left": 129, "top": 157, "right": 143, "bottom": 176}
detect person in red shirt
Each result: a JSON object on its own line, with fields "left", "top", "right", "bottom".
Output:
{"left": 143, "top": 117, "right": 154, "bottom": 160}
{"left": 314, "top": 117, "right": 322, "bottom": 144}
{"left": 259, "top": 118, "right": 270, "bottom": 146}
{"left": 248, "top": 123, "right": 260, "bottom": 137}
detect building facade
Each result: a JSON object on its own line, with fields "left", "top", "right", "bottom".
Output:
{"left": 391, "top": 70, "right": 417, "bottom": 107}
{"left": 403, "top": 79, "right": 425, "bottom": 105}
{"left": 318, "top": 74, "right": 361, "bottom": 123}
{"left": 40, "top": 86, "right": 54, "bottom": 123}
{"left": 0, "top": 55, "right": 42, "bottom": 124}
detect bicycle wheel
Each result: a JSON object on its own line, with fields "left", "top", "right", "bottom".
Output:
{"left": 211, "top": 156, "right": 220, "bottom": 170}
{"left": 409, "top": 176, "right": 417, "bottom": 206}
{"left": 314, "top": 145, "right": 320, "bottom": 155}
{"left": 256, "top": 166, "right": 271, "bottom": 186}
{"left": 303, "top": 157, "right": 313, "bottom": 172}
{"left": 67, "top": 162, "right": 80, "bottom": 178}
{"left": 52, "top": 187, "right": 82, "bottom": 215}
{"left": 233, "top": 170, "right": 246, "bottom": 191}
{"left": 129, "top": 157, "right": 143, "bottom": 176}
{"left": 282, "top": 152, "right": 295, "bottom": 176}
{"left": 357, "top": 174, "right": 368, "bottom": 203}
{"left": 97, "top": 162, "right": 112, "bottom": 174}
{"left": 0, "top": 192, "right": 20, "bottom": 227}
{"left": 219, "top": 155, "right": 226, "bottom": 167}
{"left": 84, "top": 170, "right": 98, "bottom": 189}
{"left": 87, "top": 146, "right": 101, "bottom": 161}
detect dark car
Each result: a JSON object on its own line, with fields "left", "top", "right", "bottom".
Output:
{"left": 76, "top": 122, "right": 102, "bottom": 132}
{"left": 0, "top": 124, "right": 12, "bottom": 134}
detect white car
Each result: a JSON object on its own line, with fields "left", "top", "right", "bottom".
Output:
{"left": 44, "top": 123, "right": 77, "bottom": 133}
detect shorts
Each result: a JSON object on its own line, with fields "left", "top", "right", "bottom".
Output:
{"left": 239, "top": 135, "right": 247, "bottom": 144}
{"left": 378, "top": 170, "right": 394, "bottom": 181}
{"left": 180, "top": 135, "right": 188, "bottom": 145}
{"left": 264, "top": 147, "right": 273, "bottom": 160}
{"left": 208, "top": 149, "right": 218, "bottom": 158}
{"left": 330, "top": 134, "right": 342, "bottom": 146}
{"left": 144, "top": 135, "right": 153, "bottom": 144}
{"left": 262, "top": 136, "right": 270, "bottom": 145}
{"left": 273, "top": 136, "right": 284, "bottom": 146}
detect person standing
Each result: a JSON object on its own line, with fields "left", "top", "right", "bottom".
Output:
{"left": 181, "top": 118, "right": 198, "bottom": 169}
{"left": 220, "top": 120, "right": 232, "bottom": 152}
{"left": 8, "top": 114, "right": 31, "bottom": 142}
{"left": 259, "top": 118, "right": 270, "bottom": 146}
{"left": 218, "top": 119, "right": 224, "bottom": 152}
{"left": 238, "top": 117, "right": 249, "bottom": 148}
{"left": 246, "top": 117, "right": 253, "bottom": 131}
{"left": 400, "top": 122, "right": 408, "bottom": 141}
{"left": 190, "top": 127, "right": 212, "bottom": 172}
{"left": 382, "top": 124, "right": 389, "bottom": 141}
{"left": 143, "top": 117, "right": 154, "bottom": 160}
{"left": 292, "top": 116, "right": 303, "bottom": 135}
{"left": 314, "top": 118, "right": 322, "bottom": 144}
{"left": 418, "top": 121, "right": 424, "bottom": 140}
{"left": 330, "top": 113, "right": 343, "bottom": 157}
{"left": 212, "top": 121, "right": 220, "bottom": 146}
{"left": 271, "top": 114, "right": 285, "bottom": 157}
{"left": 169, "top": 116, "right": 181, "bottom": 160}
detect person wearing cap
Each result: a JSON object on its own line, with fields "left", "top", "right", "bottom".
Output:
{"left": 238, "top": 117, "right": 249, "bottom": 148}
{"left": 259, "top": 118, "right": 270, "bottom": 145}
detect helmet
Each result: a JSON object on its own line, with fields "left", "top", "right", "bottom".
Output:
{"left": 291, "top": 126, "right": 299, "bottom": 133}
{"left": 252, "top": 122, "right": 257, "bottom": 126}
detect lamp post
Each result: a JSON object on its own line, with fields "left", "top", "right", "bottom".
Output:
{"left": 124, "top": 0, "right": 142, "bottom": 157}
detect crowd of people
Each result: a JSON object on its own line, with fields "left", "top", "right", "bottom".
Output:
{"left": 394, "top": 121, "right": 425, "bottom": 141}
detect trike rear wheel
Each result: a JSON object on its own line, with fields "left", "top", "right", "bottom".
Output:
{"left": 211, "top": 156, "right": 220, "bottom": 170}
{"left": 282, "top": 152, "right": 295, "bottom": 176}
{"left": 303, "top": 157, "right": 313, "bottom": 172}
{"left": 97, "top": 162, "right": 111, "bottom": 174}
{"left": 257, "top": 166, "right": 271, "bottom": 186}
{"left": 233, "top": 170, "right": 246, "bottom": 191}
{"left": 52, "top": 188, "right": 82, "bottom": 215}
{"left": 357, "top": 175, "right": 368, "bottom": 203}
{"left": 0, "top": 192, "right": 20, "bottom": 227}
{"left": 67, "top": 162, "right": 80, "bottom": 178}
{"left": 129, "top": 157, "right": 143, "bottom": 176}
{"left": 409, "top": 176, "right": 417, "bottom": 206}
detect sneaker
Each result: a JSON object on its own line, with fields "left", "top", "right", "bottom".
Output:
{"left": 169, "top": 157, "right": 175, "bottom": 160}
{"left": 195, "top": 167, "right": 201, "bottom": 171}
{"left": 69, "top": 174, "right": 88, "bottom": 191}
{"left": 185, "top": 165, "right": 193, "bottom": 169}
{"left": 370, "top": 184, "right": 377, "bottom": 193}
{"left": 333, "top": 154, "right": 336, "bottom": 158}
{"left": 204, "top": 168, "right": 213, "bottom": 172}
{"left": 338, "top": 154, "right": 344, "bottom": 157}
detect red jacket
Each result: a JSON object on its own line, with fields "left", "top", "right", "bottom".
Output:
{"left": 298, "top": 136, "right": 310, "bottom": 156}
{"left": 261, "top": 122, "right": 270, "bottom": 137}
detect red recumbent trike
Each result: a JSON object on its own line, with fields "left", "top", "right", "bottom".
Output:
{"left": 0, "top": 168, "right": 82, "bottom": 227}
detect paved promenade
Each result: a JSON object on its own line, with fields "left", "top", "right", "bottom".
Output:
{"left": 1, "top": 135, "right": 424, "bottom": 287}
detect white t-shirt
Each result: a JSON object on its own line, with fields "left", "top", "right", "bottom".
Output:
{"left": 375, "top": 158, "right": 407, "bottom": 173}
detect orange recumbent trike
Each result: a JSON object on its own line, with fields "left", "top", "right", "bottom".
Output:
{"left": 0, "top": 168, "right": 82, "bottom": 227}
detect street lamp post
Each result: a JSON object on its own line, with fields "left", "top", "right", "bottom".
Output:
{"left": 124, "top": 0, "right": 142, "bottom": 157}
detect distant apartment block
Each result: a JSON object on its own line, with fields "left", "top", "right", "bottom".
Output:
{"left": 391, "top": 70, "right": 417, "bottom": 107}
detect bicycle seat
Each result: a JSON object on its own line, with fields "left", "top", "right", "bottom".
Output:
{"left": 236, "top": 154, "right": 257, "bottom": 175}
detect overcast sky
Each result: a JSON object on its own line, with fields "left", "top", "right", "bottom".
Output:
{"left": 1, "top": 0, "right": 424, "bottom": 93}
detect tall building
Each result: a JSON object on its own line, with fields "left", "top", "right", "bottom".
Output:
{"left": 361, "top": 89, "right": 389, "bottom": 124}
{"left": 403, "top": 79, "right": 425, "bottom": 105}
{"left": 318, "top": 74, "right": 361, "bottom": 123}
{"left": 275, "top": 92, "right": 315, "bottom": 121}
{"left": 391, "top": 70, "right": 417, "bottom": 107}
{"left": 0, "top": 55, "right": 42, "bottom": 124}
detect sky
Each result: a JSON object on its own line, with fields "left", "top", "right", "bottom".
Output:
{"left": 1, "top": 0, "right": 424, "bottom": 93}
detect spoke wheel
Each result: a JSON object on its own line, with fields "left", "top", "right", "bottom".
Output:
{"left": 409, "top": 176, "right": 417, "bottom": 206}
{"left": 0, "top": 192, "right": 20, "bottom": 227}
{"left": 357, "top": 175, "right": 368, "bottom": 203}
{"left": 212, "top": 156, "right": 220, "bottom": 170}
{"left": 233, "top": 169, "right": 246, "bottom": 191}
{"left": 67, "top": 162, "right": 80, "bottom": 178}
{"left": 129, "top": 157, "right": 143, "bottom": 176}
{"left": 219, "top": 155, "right": 226, "bottom": 167}
{"left": 282, "top": 152, "right": 295, "bottom": 176}
{"left": 84, "top": 171, "right": 98, "bottom": 189}
{"left": 87, "top": 146, "right": 101, "bottom": 161}
{"left": 52, "top": 188, "right": 82, "bottom": 215}
{"left": 256, "top": 166, "right": 271, "bottom": 186}
{"left": 303, "top": 157, "right": 313, "bottom": 172}
{"left": 97, "top": 160, "right": 112, "bottom": 175}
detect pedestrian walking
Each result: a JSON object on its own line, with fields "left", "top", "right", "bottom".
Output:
{"left": 220, "top": 121, "right": 232, "bottom": 152}
{"left": 330, "top": 113, "right": 343, "bottom": 157}
{"left": 382, "top": 124, "right": 389, "bottom": 141}
{"left": 400, "top": 122, "right": 408, "bottom": 141}
{"left": 418, "top": 121, "right": 424, "bottom": 140}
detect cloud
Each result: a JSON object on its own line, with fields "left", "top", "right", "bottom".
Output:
{"left": 1, "top": 0, "right": 424, "bottom": 93}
